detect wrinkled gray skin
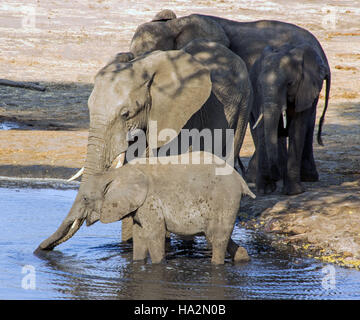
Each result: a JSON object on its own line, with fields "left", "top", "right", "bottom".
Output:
{"left": 130, "top": 10, "right": 331, "bottom": 177}
{"left": 87, "top": 152, "right": 255, "bottom": 264}
{"left": 130, "top": 11, "right": 330, "bottom": 92}
{"left": 37, "top": 40, "right": 252, "bottom": 250}
{"left": 247, "top": 44, "right": 328, "bottom": 195}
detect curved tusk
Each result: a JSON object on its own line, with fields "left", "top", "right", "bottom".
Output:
{"left": 55, "top": 218, "right": 84, "bottom": 248}
{"left": 252, "top": 113, "right": 263, "bottom": 130}
{"left": 282, "top": 110, "right": 287, "bottom": 129}
{"left": 70, "top": 219, "right": 79, "bottom": 230}
{"left": 111, "top": 152, "right": 126, "bottom": 169}
{"left": 67, "top": 167, "right": 84, "bottom": 182}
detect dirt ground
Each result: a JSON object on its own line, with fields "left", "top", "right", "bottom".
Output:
{"left": 0, "top": 0, "right": 359, "bottom": 268}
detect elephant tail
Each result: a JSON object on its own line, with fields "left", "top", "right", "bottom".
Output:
{"left": 237, "top": 174, "right": 256, "bottom": 199}
{"left": 317, "top": 72, "right": 331, "bottom": 146}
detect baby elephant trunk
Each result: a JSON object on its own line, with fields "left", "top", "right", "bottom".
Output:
{"left": 35, "top": 193, "right": 86, "bottom": 251}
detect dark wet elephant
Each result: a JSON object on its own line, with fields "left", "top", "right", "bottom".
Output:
{"left": 129, "top": 10, "right": 330, "bottom": 108}
{"left": 247, "top": 44, "right": 329, "bottom": 195}
{"left": 128, "top": 10, "right": 330, "bottom": 194}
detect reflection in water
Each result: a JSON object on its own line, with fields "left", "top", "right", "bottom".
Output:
{"left": 1, "top": 187, "right": 360, "bottom": 299}
{"left": 34, "top": 237, "right": 234, "bottom": 300}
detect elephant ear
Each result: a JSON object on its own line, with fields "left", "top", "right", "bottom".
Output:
{"left": 140, "top": 50, "right": 212, "bottom": 148}
{"left": 293, "top": 46, "right": 326, "bottom": 112}
{"left": 100, "top": 167, "right": 148, "bottom": 224}
{"left": 151, "top": 9, "right": 177, "bottom": 22}
{"left": 130, "top": 22, "right": 175, "bottom": 56}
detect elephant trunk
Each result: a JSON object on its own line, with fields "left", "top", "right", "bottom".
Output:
{"left": 36, "top": 193, "right": 86, "bottom": 250}
{"left": 83, "top": 116, "right": 109, "bottom": 178}
{"left": 263, "top": 102, "right": 281, "bottom": 181}
{"left": 36, "top": 119, "right": 110, "bottom": 251}
{"left": 234, "top": 82, "right": 253, "bottom": 156}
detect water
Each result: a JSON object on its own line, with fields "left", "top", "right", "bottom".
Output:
{"left": 0, "top": 186, "right": 359, "bottom": 300}
{"left": 0, "top": 121, "right": 33, "bottom": 130}
{"left": 0, "top": 121, "right": 21, "bottom": 130}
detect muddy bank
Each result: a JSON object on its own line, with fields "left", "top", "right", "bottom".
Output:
{"left": 0, "top": 129, "right": 87, "bottom": 179}
{"left": 0, "top": 164, "right": 78, "bottom": 180}
{"left": 239, "top": 99, "right": 360, "bottom": 270}
{"left": 0, "top": 82, "right": 91, "bottom": 130}
{"left": 240, "top": 180, "right": 360, "bottom": 269}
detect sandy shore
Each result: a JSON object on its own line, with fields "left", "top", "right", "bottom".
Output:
{"left": 0, "top": 0, "right": 359, "bottom": 268}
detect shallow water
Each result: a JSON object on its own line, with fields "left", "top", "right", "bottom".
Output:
{"left": 0, "top": 186, "right": 359, "bottom": 300}
{"left": 0, "top": 120, "right": 33, "bottom": 130}
{"left": 0, "top": 121, "right": 21, "bottom": 130}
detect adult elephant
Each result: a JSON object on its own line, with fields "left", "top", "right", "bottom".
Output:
{"left": 37, "top": 40, "right": 253, "bottom": 250}
{"left": 248, "top": 44, "right": 328, "bottom": 195}
{"left": 129, "top": 10, "right": 331, "bottom": 156}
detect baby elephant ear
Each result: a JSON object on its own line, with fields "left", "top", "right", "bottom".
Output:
{"left": 100, "top": 167, "right": 148, "bottom": 224}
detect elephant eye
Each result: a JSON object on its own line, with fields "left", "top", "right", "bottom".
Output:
{"left": 120, "top": 108, "right": 130, "bottom": 120}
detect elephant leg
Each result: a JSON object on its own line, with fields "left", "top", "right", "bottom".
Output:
{"left": 278, "top": 136, "right": 288, "bottom": 180}
{"left": 253, "top": 115, "right": 277, "bottom": 194}
{"left": 227, "top": 238, "right": 250, "bottom": 262}
{"left": 121, "top": 216, "right": 134, "bottom": 242}
{"left": 207, "top": 214, "right": 236, "bottom": 265}
{"left": 301, "top": 101, "right": 319, "bottom": 182}
{"left": 133, "top": 223, "right": 148, "bottom": 261}
{"left": 246, "top": 150, "right": 257, "bottom": 183}
{"left": 211, "top": 246, "right": 226, "bottom": 265}
{"left": 147, "top": 220, "right": 166, "bottom": 264}
{"left": 256, "top": 138, "right": 277, "bottom": 194}
{"left": 148, "top": 235, "right": 165, "bottom": 264}
{"left": 283, "top": 111, "right": 310, "bottom": 195}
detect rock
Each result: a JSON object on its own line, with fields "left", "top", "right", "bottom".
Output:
{"left": 343, "top": 251, "right": 353, "bottom": 258}
{"left": 234, "top": 246, "right": 250, "bottom": 262}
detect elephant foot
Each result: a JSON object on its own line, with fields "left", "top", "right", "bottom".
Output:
{"left": 234, "top": 246, "right": 250, "bottom": 263}
{"left": 256, "top": 180, "right": 277, "bottom": 195}
{"left": 150, "top": 256, "right": 165, "bottom": 264}
{"left": 282, "top": 181, "right": 305, "bottom": 195}
{"left": 301, "top": 170, "right": 319, "bottom": 182}
{"left": 227, "top": 238, "right": 250, "bottom": 263}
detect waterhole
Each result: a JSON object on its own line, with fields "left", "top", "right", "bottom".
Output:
{"left": 0, "top": 186, "right": 359, "bottom": 299}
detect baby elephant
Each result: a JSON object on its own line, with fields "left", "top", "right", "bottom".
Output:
{"left": 96, "top": 152, "right": 255, "bottom": 265}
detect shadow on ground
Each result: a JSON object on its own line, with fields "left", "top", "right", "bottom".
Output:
{"left": 0, "top": 81, "right": 92, "bottom": 130}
